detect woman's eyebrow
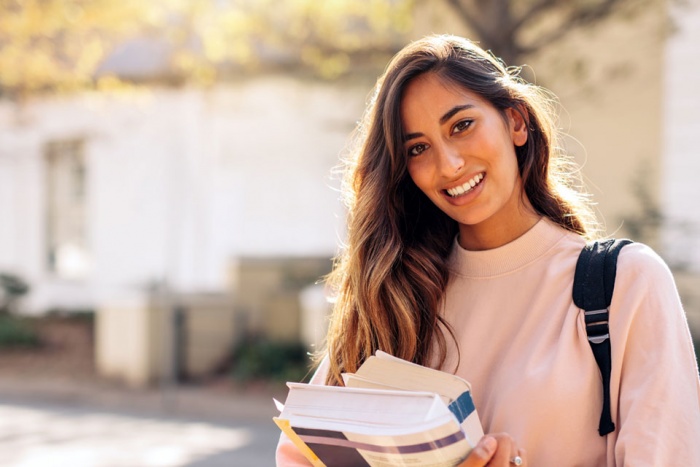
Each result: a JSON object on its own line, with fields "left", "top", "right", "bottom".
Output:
{"left": 403, "top": 104, "right": 476, "bottom": 142}
{"left": 404, "top": 132, "right": 423, "bottom": 142}
{"left": 440, "top": 104, "right": 474, "bottom": 124}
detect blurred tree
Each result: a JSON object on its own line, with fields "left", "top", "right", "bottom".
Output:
{"left": 0, "top": 0, "right": 413, "bottom": 97}
{"left": 0, "top": 0, "right": 663, "bottom": 97}
{"left": 0, "top": 0, "right": 150, "bottom": 97}
{"left": 167, "top": 0, "right": 662, "bottom": 80}
{"left": 150, "top": 0, "right": 415, "bottom": 81}
{"left": 439, "top": 0, "right": 657, "bottom": 66}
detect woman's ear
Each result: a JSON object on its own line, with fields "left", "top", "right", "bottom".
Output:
{"left": 507, "top": 106, "right": 529, "bottom": 147}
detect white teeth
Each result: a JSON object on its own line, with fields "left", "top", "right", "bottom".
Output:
{"left": 446, "top": 173, "right": 484, "bottom": 197}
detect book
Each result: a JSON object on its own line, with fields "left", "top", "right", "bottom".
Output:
{"left": 274, "top": 351, "right": 483, "bottom": 467}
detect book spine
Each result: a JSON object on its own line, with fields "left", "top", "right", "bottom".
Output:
{"left": 447, "top": 391, "right": 475, "bottom": 423}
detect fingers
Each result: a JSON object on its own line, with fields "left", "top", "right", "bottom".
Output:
{"left": 457, "top": 435, "right": 497, "bottom": 467}
{"left": 457, "top": 433, "right": 528, "bottom": 467}
{"left": 487, "top": 432, "right": 518, "bottom": 466}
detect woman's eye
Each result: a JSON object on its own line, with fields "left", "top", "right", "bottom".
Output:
{"left": 408, "top": 143, "right": 428, "bottom": 157}
{"left": 453, "top": 119, "right": 473, "bottom": 134}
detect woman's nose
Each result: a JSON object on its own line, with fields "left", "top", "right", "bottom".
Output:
{"left": 436, "top": 143, "right": 464, "bottom": 177}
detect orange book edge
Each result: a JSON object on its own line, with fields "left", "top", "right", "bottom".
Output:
{"left": 273, "top": 417, "right": 327, "bottom": 467}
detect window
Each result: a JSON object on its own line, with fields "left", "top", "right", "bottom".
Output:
{"left": 45, "top": 139, "right": 90, "bottom": 279}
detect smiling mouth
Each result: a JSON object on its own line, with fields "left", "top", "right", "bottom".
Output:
{"left": 445, "top": 173, "right": 485, "bottom": 197}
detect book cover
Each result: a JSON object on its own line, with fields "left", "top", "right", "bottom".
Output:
{"left": 274, "top": 352, "right": 484, "bottom": 467}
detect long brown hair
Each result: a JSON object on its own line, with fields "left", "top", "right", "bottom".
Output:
{"left": 322, "top": 35, "right": 597, "bottom": 385}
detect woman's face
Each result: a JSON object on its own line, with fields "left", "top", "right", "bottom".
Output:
{"left": 400, "top": 72, "right": 537, "bottom": 250}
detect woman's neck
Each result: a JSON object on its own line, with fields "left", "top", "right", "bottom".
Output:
{"left": 458, "top": 204, "right": 542, "bottom": 251}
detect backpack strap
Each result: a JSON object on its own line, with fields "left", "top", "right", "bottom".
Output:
{"left": 573, "top": 238, "right": 633, "bottom": 436}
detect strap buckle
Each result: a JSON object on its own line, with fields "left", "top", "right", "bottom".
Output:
{"left": 585, "top": 308, "right": 609, "bottom": 344}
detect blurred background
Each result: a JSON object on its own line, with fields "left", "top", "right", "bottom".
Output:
{"left": 0, "top": 0, "right": 698, "bottom": 465}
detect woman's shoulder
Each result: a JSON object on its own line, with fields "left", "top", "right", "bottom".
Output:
{"left": 548, "top": 232, "right": 675, "bottom": 289}
{"left": 616, "top": 241, "right": 674, "bottom": 283}
{"left": 610, "top": 241, "right": 682, "bottom": 317}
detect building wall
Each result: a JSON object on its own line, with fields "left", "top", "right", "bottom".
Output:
{"left": 0, "top": 78, "right": 368, "bottom": 313}
{"left": 661, "top": 2, "right": 700, "bottom": 272}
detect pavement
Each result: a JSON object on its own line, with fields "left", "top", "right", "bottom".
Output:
{"left": 0, "top": 376, "right": 287, "bottom": 466}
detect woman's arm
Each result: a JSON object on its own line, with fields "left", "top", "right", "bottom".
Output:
{"left": 610, "top": 244, "right": 700, "bottom": 465}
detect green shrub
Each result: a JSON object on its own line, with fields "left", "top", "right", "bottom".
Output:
{"left": 0, "top": 315, "right": 40, "bottom": 348}
{"left": 0, "top": 273, "right": 30, "bottom": 315}
{"left": 230, "top": 338, "right": 311, "bottom": 383}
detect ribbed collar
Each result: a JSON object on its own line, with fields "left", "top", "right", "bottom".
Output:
{"left": 449, "top": 218, "right": 569, "bottom": 278}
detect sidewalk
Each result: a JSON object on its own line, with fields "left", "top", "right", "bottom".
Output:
{"left": 0, "top": 375, "right": 286, "bottom": 466}
{"left": 0, "top": 314, "right": 285, "bottom": 423}
{"left": 0, "top": 316, "right": 291, "bottom": 465}
{"left": 0, "top": 374, "right": 285, "bottom": 424}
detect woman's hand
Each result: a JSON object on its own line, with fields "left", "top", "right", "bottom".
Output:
{"left": 457, "top": 433, "right": 527, "bottom": 467}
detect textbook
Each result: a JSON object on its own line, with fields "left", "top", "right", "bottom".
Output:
{"left": 274, "top": 351, "right": 483, "bottom": 467}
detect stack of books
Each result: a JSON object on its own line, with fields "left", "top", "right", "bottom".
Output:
{"left": 274, "top": 351, "right": 483, "bottom": 467}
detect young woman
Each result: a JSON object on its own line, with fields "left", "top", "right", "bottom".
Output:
{"left": 276, "top": 35, "right": 700, "bottom": 466}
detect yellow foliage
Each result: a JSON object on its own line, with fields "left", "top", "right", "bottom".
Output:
{"left": 0, "top": 0, "right": 152, "bottom": 95}
{"left": 96, "top": 74, "right": 123, "bottom": 91}
{"left": 0, "top": 0, "right": 415, "bottom": 96}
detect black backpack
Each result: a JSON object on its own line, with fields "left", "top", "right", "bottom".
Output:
{"left": 573, "top": 238, "right": 633, "bottom": 436}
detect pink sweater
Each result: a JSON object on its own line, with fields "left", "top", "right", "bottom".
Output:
{"left": 276, "top": 219, "right": 700, "bottom": 466}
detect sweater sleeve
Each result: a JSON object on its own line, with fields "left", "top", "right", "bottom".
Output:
{"left": 609, "top": 243, "right": 700, "bottom": 465}
{"left": 275, "top": 356, "right": 330, "bottom": 466}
